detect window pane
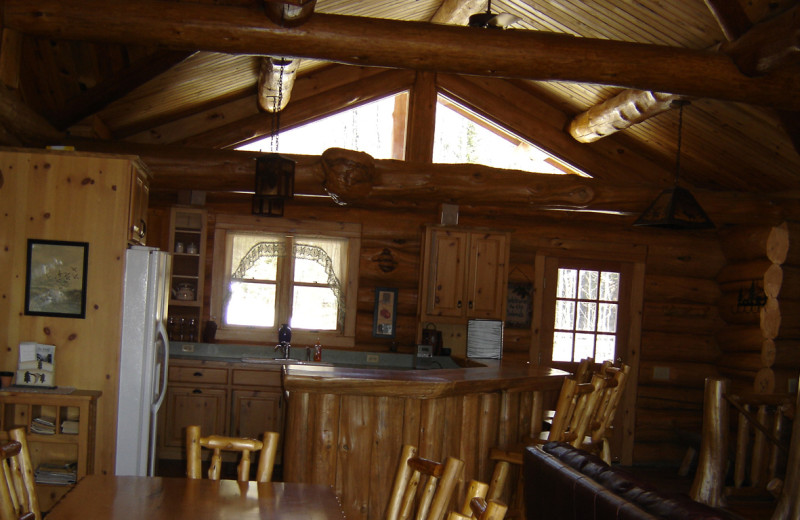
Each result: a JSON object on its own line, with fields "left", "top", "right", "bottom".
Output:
{"left": 237, "top": 93, "right": 406, "bottom": 160}
{"left": 574, "top": 333, "right": 595, "bottom": 360}
{"left": 597, "top": 303, "right": 618, "bottom": 333}
{"left": 225, "top": 281, "right": 275, "bottom": 327}
{"left": 576, "top": 302, "right": 597, "bottom": 331}
{"left": 553, "top": 332, "right": 574, "bottom": 361}
{"left": 557, "top": 269, "right": 577, "bottom": 298}
{"left": 555, "top": 300, "right": 575, "bottom": 330}
{"left": 596, "top": 335, "right": 616, "bottom": 363}
{"left": 294, "top": 238, "right": 346, "bottom": 284}
{"left": 578, "top": 270, "right": 598, "bottom": 300}
{"left": 230, "top": 234, "right": 281, "bottom": 280}
{"left": 599, "top": 272, "right": 620, "bottom": 301}
{"left": 291, "top": 286, "right": 338, "bottom": 330}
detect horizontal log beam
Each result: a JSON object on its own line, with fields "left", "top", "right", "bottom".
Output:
{"left": 4, "top": 0, "right": 800, "bottom": 110}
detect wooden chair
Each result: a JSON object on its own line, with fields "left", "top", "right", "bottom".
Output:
{"left": 447, "top": 497, "right": 508, "bottom": 520}
{"left": 486, "top": 361, "right": 625, "bottom": 518}
{"left": 185, "top": 425, "right": 279, "bottom": 482}
{"left": 582, "top": 362, "right": 631, "bottom": 464}
{"left": 1, "top": 427, "right": 40, "bottom": 520}
{"left": 385, "top": 444, "right": 464, "bottom": 520}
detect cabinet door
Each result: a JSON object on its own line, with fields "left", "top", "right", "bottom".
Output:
{"left": 162, "top": 386, "right": 227, "bottom": 448}
{"left": 466, "top": 232, "right": 509, "bottom": 319}
{"left": 231, "top": 390, "right": 282, "bottom": 438}
{"left": 128, "top": 168, "right": 150, "bottom": 245}
{"left": 425, "top": 229, "right": 469, "bottom": 318}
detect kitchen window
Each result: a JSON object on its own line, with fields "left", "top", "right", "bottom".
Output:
{"left": 210, "top": 215, "right": 361, "bottom": 346}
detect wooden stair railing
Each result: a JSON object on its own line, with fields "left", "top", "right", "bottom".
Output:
{"left": 690, "top": 377, "right": 793, "bottom": 508}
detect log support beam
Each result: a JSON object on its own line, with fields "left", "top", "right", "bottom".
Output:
{"left": 3, "top": 0, "right": 799, "bottom": 110}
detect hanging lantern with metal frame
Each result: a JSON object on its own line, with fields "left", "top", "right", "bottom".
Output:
{"left": 634, "top": 101, "right": 714, "bottom": 230}
{"left": 253, "top": 61, "right": 295, "bottom": 217}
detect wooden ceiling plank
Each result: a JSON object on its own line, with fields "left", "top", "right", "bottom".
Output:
{"left": 703, "top": 0, "right": 753, "bottom": 40}
{"left": 0, "top": 28, "right": 22, "bottom": 89}
{"left": 128, "top": 63, "right": 389, "bottom": 145}
{"left": 4, "top": 0, "right": 800, "bottom": 110}
{"left": 51, "top": 49, "right": 194, "bottom": 130}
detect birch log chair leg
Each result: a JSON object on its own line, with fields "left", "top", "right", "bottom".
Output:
{"left": 186, "top": 425, "right": 279, "bottom": 482}
{"left": 1, "top": 427, "right": 40, "bottom": 520}
{"left": 385, "top": 444, "right": 465, "bottom": 520}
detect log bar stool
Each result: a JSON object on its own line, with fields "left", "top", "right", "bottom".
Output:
{"left": 1, "top": 427, "right": 40, "bottom": 520}
{"left": 186, "top": 425, "right": 279, "bottom": 482}
{"left": 386, "top": 444, "right": 465, "bottom": 520}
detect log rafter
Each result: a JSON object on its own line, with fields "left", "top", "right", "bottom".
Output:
{"left": 567, "top": 1, "right": 799, "bottom": 143}
{"left": 3, "top": 0, "right": 799, "bottom": 111}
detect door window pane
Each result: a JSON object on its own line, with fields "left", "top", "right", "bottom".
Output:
{"left": 553, "top": 266, "right": 621, "bottom": 363}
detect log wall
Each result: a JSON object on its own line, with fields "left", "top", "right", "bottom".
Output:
{"left": 147, "top": 194, "right": 769, "bottom": 466}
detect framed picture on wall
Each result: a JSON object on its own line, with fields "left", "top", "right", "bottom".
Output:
{"left": 372, "top": 287, "right": 398, "bottom": 338}
{"left": 24, "top": 239, "right": 89, "bottom": 319}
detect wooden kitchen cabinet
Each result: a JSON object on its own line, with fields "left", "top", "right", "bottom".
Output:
{"left": 127, "top": 167, "right": 151, "bottom": 245}
{"left": 419, "top": 225, "right": 511, "bottom": 322}
{"left": 167, "top": 207, "right": 207, "bottom": 342}
{"left": 0, "top": 389, "right": 100, "bottom": 513}
{"left": 161, "top": 385, "right": 227, "bottom": 449}
{"left": 158, "top": 359, "right": 284, "bottom": 463}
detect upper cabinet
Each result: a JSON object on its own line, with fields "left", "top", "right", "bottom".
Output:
{"left": 418, "top": 225, "right": 511, "bottom": 323}
{"left": 127, "top": 168, "right": 150, "bottom": 245}
{"left": 167, "top": 206, "right": 207, "bottom": 342}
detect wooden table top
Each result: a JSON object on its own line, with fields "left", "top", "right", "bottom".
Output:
{"left": 45, "top": 475, "right": 346, "bottom": 520}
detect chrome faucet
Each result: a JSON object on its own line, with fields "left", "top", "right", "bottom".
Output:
{"left": 274, "top": 342, "right": 291, "bottom": 359}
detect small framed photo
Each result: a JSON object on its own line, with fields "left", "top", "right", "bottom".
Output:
{"left": 24, "top": 239, "right": 89, "bottom": 319}
{"left": 373, "top": 287, "right": 398, "bottom": 338}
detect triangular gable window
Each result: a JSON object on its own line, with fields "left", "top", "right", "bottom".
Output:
{"left": 237, "top": 92, "right": 407, "bottom": 160}
{"left": 433, "top": 94, "right": 589, "bottom": 176}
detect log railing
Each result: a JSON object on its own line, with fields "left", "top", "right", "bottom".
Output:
{"left": 690, "top": 377, "right": 794, "bottom": 508}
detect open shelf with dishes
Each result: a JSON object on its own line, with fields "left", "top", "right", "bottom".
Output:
{"left": 167, "top": 207, "right": 207, "bottom": 342}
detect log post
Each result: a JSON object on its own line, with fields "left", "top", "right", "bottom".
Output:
{"left": 771, "top": 378, "right": 800, "bottom": 520}
{"left": 690, "top": 377, "right": 729, "bottom": 507}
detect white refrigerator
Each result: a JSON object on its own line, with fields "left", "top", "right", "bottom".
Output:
{"left": 115, "top": 245, "right": 171, "bottom": 476}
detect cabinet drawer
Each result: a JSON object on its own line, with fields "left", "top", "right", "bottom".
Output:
{"left": 232, "top": 369, "right": 281, "bottom": 388}
{"left": 169, "top": 366, "right": 228, "bottom": 384}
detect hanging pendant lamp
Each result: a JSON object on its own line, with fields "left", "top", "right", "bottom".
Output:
{"left": 253, "top": 62, "right": 295, "bottom": 217}
{"left": 634, "top": 102, "right": 714, "bottom": 230}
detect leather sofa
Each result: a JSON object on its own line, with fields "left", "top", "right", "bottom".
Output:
{"left": 523, "top": 442, "right": 739, "bottom": 520}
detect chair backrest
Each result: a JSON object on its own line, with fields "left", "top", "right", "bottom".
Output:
{"left": 386, "top": 444, "right": 465, "bottom": 520}
{"left": 1, "top": 427, "right": 40, "bottom": 520}
{"left": 185, "top": 425, "right": 279, "bottom": 482}
{"left": 585, "top": 362, "right": 631, "bottom": 463}
{"left": 547, "top": 371, "right": 607, "bottom": 446}
{"left": 446, "top": 497, "right": 508, "bottom": 520}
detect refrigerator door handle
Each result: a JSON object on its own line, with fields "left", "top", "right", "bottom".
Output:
{"left": 153, "top": 321, "right": 169, "bottom": 413}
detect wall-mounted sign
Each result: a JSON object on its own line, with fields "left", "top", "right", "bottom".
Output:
{"left": 506, "top": 282, "right": 533, "bottom": 329}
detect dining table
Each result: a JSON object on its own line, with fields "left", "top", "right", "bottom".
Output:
{"left": 45, "top": 474, "right": 346, "bottom": 520}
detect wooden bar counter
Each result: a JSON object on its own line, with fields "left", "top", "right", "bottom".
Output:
{"left": 282, "top": 362, "right": 568, "bottom": 520}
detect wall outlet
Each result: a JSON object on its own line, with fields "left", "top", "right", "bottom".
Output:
{"left": 181, "top": 343, "right": 194, "bottom": 353}
{"left": 653, "top": 366, "right": 670, "bottom": 381}
{"left": 366, "top": 354, "right": 379, "bottom": 364}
